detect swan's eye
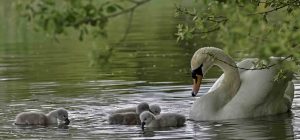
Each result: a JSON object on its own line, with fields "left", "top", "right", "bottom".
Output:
{"left": 192, "top": 64, "right": 203, "bottom": 79}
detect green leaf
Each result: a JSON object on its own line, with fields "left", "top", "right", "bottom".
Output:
{"left": 193, "top": 16, "right": 198, "bottom": 21}
{"left": 114, "top": 4, "right": 124, "bottom": 10}
{"left": 106, "top": 5, "right": 117, "bottom": 13}
{"left": 287, "top": 7, "right": 293, "bottom": 13}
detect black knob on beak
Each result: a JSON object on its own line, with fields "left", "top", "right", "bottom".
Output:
{"left": 191, "top": 92, "right": 196, "bottom": 97}
{"left": 141, "top": 122, "right": 146, "bottom": 131}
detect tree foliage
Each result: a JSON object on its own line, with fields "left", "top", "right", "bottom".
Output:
{"left": 175, "top": 0, "right": 300, "bottom": 73}
{"left": 16, "top": 0, "right": 300, "bottom": 73}
{"left": 16, "top": 0, "right": 150, "bottom": 41}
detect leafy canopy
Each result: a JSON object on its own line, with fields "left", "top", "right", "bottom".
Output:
{"left": 175, "top": 0, "right": 300, "bottom": 73}
{"left": 16, "top": 0, "right": 300, "bottom": 73}
{"left": 16, "top": 0, "right": 150, "bottom": 41}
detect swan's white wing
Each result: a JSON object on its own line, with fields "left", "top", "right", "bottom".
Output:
{"left": 200, "top": 57, "right": 293, "bottom": 120}
{"left": 221, "top": 61, "right": 293, "bottom": 119}
{"left": 196, "top": 59, "right": 259, "bottom": 120}
{"left": 208, "top": 59, "right": 256, "bottom": 93}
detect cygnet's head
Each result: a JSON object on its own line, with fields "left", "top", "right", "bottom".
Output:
{"left": 149, "top": 104, "right": 161, "bottom": 115}
{"left": 55, "top": 108, "right": 70, "bottom": 125}
{"left": 139, "top": 111, "right": 155, "bottom": 130}
{"left": 136, "top": 102, "right": 150, "bottom": 115}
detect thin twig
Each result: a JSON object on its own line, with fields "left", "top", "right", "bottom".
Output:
{"left": 206, "top": 52, "right": 293, "bottom": 70}
{"left": 176, "top": 6, "right": 228, "bottom": 23}
{"left": 74, "top": 0, "right": 150, "bottom": 26}
{"left": 176, "top": 6, "right": 225, "bottom": 35}
{"left": 207, "top": 16, "right": 228, "bottom": 23}
{"left": 106, "top": 0, "right": 150, "bottom": 18}
{"left": 117, "top": 10, "right": 134, "bottom": 43}
{"left": 247, "top": 4, "right": 287, "bottom": 16}
{"left": 193, "top": 27, "right": 220, "bottom": 34}
{"left": 127, "top": 0, "right": 140, "bottom": 4}
{"left": 175, "top": 6, "right": 196, "bottom": 17}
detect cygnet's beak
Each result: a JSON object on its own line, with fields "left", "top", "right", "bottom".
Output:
{"left": 64, "top": 118, "right": 70, "bottom": 125}
{"left": 191, "top": 74, "right": 203, "bottom": 97}
{"left": 141, "top": 122, "right": 146, "bottom": 131}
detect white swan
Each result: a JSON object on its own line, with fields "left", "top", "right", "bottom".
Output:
{"left": 15, "top": 108, "right": 70, "bottom": 125}
{"left": 190, "top": 47, "right": 294, "bottom": 121}
{"left": 139, "top": 111, "right": 186, "bottom": 130}
{"left": 109, "top": 102, "right": 160, "bottom": 125}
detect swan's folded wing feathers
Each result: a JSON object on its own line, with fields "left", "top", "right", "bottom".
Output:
{"left": 208, "top": 59, "right": 255, "bottom": 93}
{"left": 223, "top": 64, "right": 293, "bottom": 118}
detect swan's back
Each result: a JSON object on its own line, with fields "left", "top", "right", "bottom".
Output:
{"left": 208, "top": 59, "right": 256, "bottom": 93}
{"left": 113, "top": 104, "right": 161, "bottom": 115}
{"left": 15, "top": 112, "right": 48, "bottom": 125}
{"left": 114, "top": 107, "right": 136, "bottom": 114}
{"left": 156, "top": 113, "right": 186, "bottom": 127}
{"left": 109, "top": 102, "right": 160, "bottom": 125}
{"left": 108, "top": 112, "right": 139, "bottom": 125}
{"left": 140, "top": 112, "right": 186, "bottom": 128}
{"left": 220, "top": 59, "right": 294, "bottom": 119}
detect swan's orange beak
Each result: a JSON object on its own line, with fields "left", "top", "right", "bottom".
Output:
{"left": 192, "top": 75, "right": 202, "bottom": 97}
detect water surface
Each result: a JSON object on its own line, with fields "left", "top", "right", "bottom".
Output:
{"left": 0, "top": 0, "right": 299, "bottom": 139}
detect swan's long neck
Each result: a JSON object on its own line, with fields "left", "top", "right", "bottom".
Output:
{"left": 213, "top": 53, "right": 240, "bottom": 98}
{"left": 190, "top": 48, "right": 241, "bottom": 120}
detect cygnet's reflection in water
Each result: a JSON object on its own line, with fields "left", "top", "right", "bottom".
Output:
{"left": 58, "top": 123, "right": 69, "bottom": 129}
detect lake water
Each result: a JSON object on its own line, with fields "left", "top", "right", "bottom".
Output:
{"left": 0, "top": 0, "right": 300, "bottom": 139}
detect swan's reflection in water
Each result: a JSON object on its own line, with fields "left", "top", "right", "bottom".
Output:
{"left": 192, "top": 113, "right": 294, "bottom": 139}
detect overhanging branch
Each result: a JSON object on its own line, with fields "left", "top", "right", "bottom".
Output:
{"left": 247, "top": 4, "right": 288, "bottom": 16}
{"left": 192, "top": 27, "right": 220, "bottom": 34}
{"left": 73, "top": 0, "right": 151, "bottom": 27}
